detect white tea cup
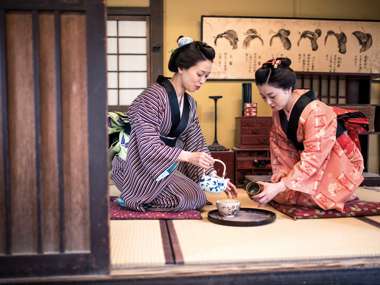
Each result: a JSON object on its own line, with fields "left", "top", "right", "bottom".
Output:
{"left": 216, "top": 199, "right": 240, "bottom": 217}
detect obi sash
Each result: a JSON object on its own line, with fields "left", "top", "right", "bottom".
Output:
{"left": 279, "top": 90, "right": 368, "bottom": 151}
{"left": 156, "top": 75, "right": 190, "bottom": 147}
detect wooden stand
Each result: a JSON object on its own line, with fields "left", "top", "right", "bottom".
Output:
{"left": 208, "top": 95, "right": 227, "bottom": 151}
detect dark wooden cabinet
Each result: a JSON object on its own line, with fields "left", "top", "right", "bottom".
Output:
{"left": 210, "top": 150, "right": 235, "bottom": 182}
{"left": 235, "top": 116, "right": 272, "bottom": 148}
{"left": 233, "top": 116, "right": 273, "bottom": 186}
{"left": 233, "top": 147, "right": 271, "bottom": 186}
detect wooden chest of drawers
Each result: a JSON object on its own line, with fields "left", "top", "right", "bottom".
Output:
{"left": 235, "top": 116, "right": 272, "bottom": 148}
{"left": 234, "top": 117, "right": 273, "bottom": 186}
{"left": 233, "top": 147, "right": 271, "bottom": 186}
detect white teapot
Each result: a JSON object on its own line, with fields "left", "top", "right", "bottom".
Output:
{"left": 199, "top": 159, "right": 229, "bottom": 193}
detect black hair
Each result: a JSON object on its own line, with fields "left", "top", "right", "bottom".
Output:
{"left": 254, "top": 57, "right": 297, "bottom": 90}
{"left": 168, "top": 36, "right": 215, "bottom": 72}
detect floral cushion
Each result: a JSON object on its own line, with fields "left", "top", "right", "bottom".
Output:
{"left": 270, "top": 199, "right": 380, "bottom": 220}
{"left": 110, "top": 197, "right": 202, "bottom": 220}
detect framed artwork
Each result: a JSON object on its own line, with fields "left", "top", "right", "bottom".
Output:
{"left": 201, "top": 16, "right": 380, "bottom": 80}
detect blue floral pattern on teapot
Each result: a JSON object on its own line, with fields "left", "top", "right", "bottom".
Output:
{"left": 199, "top": 159, "right": 229, "bottom": 193}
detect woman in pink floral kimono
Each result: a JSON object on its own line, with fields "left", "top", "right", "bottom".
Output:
{"left": 251, "top": 57, "right": 367, "bottom": 212}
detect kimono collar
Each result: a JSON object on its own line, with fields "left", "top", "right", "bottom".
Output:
{"left": 279, "top": 90, "right": 316, "bottom": 151}
{"left": 156, "top": 75, "right": 190, "bottom": 146}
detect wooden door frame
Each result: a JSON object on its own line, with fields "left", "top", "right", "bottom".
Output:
{"left": 0, "top": 0, "right": 109, "bottom": 277}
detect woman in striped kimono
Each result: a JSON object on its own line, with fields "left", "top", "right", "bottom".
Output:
{"left": 250, "top": 57, "right": 367, "bottom": 212}
{"left": 112, "top": 36, "right": 237, "bottom": 212}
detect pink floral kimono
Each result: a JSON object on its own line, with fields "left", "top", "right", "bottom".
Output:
{"left": 270, "top": 91, "right": 367, "bottom": 212}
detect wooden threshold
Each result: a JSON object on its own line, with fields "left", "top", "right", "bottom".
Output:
{"left": 1, "top": 257, "right": 380, "bottom": 284}
{"left": 110, "top": 256, "right": 380, "bottom": 278}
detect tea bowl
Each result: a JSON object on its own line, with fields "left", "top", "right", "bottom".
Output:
{"left": 216, "top": 199, "right": 240, "bottom": 217}
{"left": 246, "top": 181, "right": 264, "bottom": 197}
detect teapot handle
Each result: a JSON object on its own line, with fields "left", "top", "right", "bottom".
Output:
{"left": 213, "top": 159, "right": 226, "bottom": 178}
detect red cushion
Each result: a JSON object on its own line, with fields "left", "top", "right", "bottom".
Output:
{"left": 270, "top": 199, "right": 380, "bottom": 220}
{"left": 110, "top": 197, "right": 202, "bottom": 220}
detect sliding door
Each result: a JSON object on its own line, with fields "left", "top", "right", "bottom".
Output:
{"left": 0, "top": 0, "right": 109, "bottom": 277}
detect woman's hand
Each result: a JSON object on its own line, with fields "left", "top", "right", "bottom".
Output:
{"left": 224, "top": 180, "right": 238, "bottom": 198}
{"left": 250, "top": 180, "right": 286, "bottom": 205}
{"left": 178, "top": 151, "right": 214, "bottom": 169}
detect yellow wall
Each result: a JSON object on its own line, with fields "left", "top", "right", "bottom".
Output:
{"left": 163, "top": 0, "right": 380, "bottom": 149}
{"left": 106, "top": 0, "right": 380, "bottom": 172}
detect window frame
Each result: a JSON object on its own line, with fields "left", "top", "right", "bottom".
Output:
{"left": 107, "top": 1, "right": 163, "bottom": 112}
{"left": 107, "top": 15, "right": 150, "bottom": 109}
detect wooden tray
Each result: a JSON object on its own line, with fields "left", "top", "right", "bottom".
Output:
{"left": 207, "top": 208, "right": 276, "bottom": 227}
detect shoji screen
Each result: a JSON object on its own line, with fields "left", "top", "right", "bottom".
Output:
{"left": 107, "top": 17, "right": 149, "bottom": 108}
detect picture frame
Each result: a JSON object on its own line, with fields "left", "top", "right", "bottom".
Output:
{"left": 201, "top": 16, "right": 380, "bottom": 80}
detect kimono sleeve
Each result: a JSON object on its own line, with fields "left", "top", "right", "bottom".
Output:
{"left": 177, "top": 110, "right": 214, "bottom": 181}
{"left": 128, "top": 89, "right": 182, "bottom": 180}
{"left": 282, "top": 104, "right": 337, "bottom": 193}
{"left": 181, "top": 112, "right": 209, "bottom": 153}
{"left": 269, "top": 125, "right": 297, "bottom": 179}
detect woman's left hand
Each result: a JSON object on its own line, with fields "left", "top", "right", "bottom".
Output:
{"left": 251, "top": 180, "right": 286, "bottom": 205}
{"left": 224, "top": 180, "right": 238, "bottom": 198}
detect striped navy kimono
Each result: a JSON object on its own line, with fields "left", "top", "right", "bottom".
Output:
{"left": 111, "top": 76, "right": 211, "bottom": 212}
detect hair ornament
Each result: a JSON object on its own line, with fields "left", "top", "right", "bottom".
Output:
{"left": 264, "top": 58, "right": 282, "bottom": 83}
{"left": 272, "top": 58, "right": 281, "bottom": 69}
{"left": 177, "top": 36, "right": 193, "bottom": 48}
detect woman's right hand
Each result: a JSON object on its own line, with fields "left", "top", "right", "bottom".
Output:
{"left": 251, "top": 181, "right": 286, "bottom": 205}
{"left": 178, "top": 151, "right": 214, "bottom": 169}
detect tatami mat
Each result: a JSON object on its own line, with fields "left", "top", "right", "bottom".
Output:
{"left": 110, "top": 186, "right": 380, "bottom": 268}
{"left": 370, "top": 216, "right": 380, "bottom": 221}
{"left": 110, "top": 220, "right": 166, "bottom": 268}
{"left": 358, "top": 187, "right": 380, "bottom": 201}
{"left": 173, "top": 188, "right": 380, "bottom": 264}
{"left": 109, "top": 184, "right": 120, "bottom": 197}
{"left": 367, "top": 215, "right": 380, "bottom": 223}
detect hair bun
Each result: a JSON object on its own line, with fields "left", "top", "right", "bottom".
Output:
{"left": 262, "top": 57, "right": 292, "bottom": 69}
{"left": 277, "top": 57, "right": 292, "bottom": 68}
